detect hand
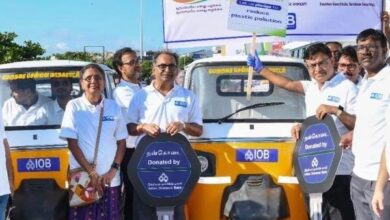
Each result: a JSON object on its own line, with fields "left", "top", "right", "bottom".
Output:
{"left": 316, "top": 104, "right": 337, "bottom": 120}
{"left": 100, "top": 168, "right": 117, "bottom": 188}
{"left": 291, "top": 123, "right": 302, "bottom": 141}
{"left": 141, "top": 123, "right": 160, "bottom": 138}
{"left": 247, "top": 50, "right": 264, "bottom": 73}
{"left": 372, "top": 187, "right": 385, "bottom": 218}
{"left": 166, "top": 121, "right": 185, "bottom": 136}
{"left": 339, "top": 130, "right": 353, "bottom": 149}
{"left": 90, "top": 174, "right": 103, "bottom": 194}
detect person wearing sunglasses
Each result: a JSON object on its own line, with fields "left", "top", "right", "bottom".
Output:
{"left": 127, "top": 51, "right": 203, "bottom": 220}
{"left": 248, "top": 43, "right": 358, "bottom": 220}
{"left": 112, "top": 47, "right": 142, "bottom": 220}
{"left": 336, "top": 46, "right": 362, "bottom": 87}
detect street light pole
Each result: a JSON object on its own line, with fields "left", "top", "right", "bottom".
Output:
{"left": 140, "top": 0, "right": 144, "bottom": 61}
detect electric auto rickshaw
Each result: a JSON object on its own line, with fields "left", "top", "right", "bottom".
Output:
{"left": 0, "top": 60, "right": 117, "bottom": 220}
{"left": 183, "top": 55, "right": 310, "bottom": 220}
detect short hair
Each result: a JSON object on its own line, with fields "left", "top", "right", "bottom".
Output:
{"left": 80, "top": 63, "right": 105, "bottom": 80}
{"left": 9, "top": 77, "right": 36, "bottom": 92}
{"left": 153, "top": 50, "right": 179, "bottom": 65}
{"left": 325, "top": 41, "right": 342, "bottom": 49}
{"left": 356, "top": 29, "right": 387, "bottom": 48}
{"left": 303, "top": 43, "right": 332, "bottom": 60}
{"left": 112, "top": 47, "right": 137, "bottom": 76}
{"left": 336, "top": 46, "right": 359, "bottom": 63}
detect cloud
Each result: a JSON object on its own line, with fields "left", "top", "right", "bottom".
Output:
{"left": 55, "top": 42, "right": 68, "bottom": 50}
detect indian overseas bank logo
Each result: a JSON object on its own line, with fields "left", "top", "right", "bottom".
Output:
{"left": 245, "top": 150, "right": 254, "bottom": 161}
{"left": 173, "top": 0, "right": 207, "bottom": 4}
{"left": 311, "top": 157, "right": 319, "bottom": 168}
{"left": 26, "top": 159, "right": 35, "bottom": 170}
{"left": 159, "top": 172, "right": 169, "bottom": 183}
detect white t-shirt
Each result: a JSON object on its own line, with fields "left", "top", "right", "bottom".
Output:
{"left": 2, "top": 94, "right": 52, "bottom": 126}
{"left": 127, "top": 83, "right": 203, "bottom": 146}
{"left": 353, "top": 65, "right": 390, "bottom": 180}
{"left": 60, "top": 95, "right": 128, "bottom": 187}
{"left": 385, "top": 106, "right": 390, "bottom": 174}
{"left": 113, "top": 79, "right": 141, "bottom": 148}
{"left": 0, "top": 110, "right": 10, "bottom": 196}
{"left": 301, "top": 73, "right": 358, "bottom": 175}
{"left": 48, "top": 99, "right": 65, "bottom": 125}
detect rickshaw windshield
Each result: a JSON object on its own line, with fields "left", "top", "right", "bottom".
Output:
{"left": 0, "top": 68, "right": 82, "bottom": 128}
{"left": 189, "top": 63, "right": 308, "bottom": 121}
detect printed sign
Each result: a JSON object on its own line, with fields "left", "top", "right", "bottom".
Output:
{"left": 236, "top": 149, "right": 278, "bottom": 162}
{"left": 227, "top": 0, "right": 288, "bottom": 37}
{"left": 293, "top": 115, "right": 341, "bottom": 193}
{"left": 17, "top": 157, "right": 60, "bottom": 172}
{"left": 128, "top": 133, "right": 201, "bottom": 207}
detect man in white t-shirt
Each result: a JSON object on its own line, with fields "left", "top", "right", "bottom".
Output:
{"left": 336, "top": 46, "right": 363, "bottom": 88}
{"left": 2, "top": 78, "right": 52, "bottom": 126}
{"left": 0, "top": 110, "right": 13, "bottom": 220}
{"left": 248, "top": 43, "right": 358, "bottom": 219}
{"left": 127, "top": 51, "right": 203, "bottom": 220}
{"left": 112, "top": 47, "right": 141, "bottom": 220}
{"left": 48, "top": 77, "right": 73, "bottom": 124}
{"left": 340, "top": 28, "right": 390, "bottom": 220}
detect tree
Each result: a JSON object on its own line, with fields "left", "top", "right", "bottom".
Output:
{"left": 0, "top": 32, "right": 45, "bottom": 64}
{"left": 140, "top": 60, "right": 153, "bottom": 81}
{"left": 179, "top": 55, "right": 193, "bottom": 69}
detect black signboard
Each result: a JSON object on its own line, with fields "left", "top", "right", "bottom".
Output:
{"left": 293, "top": 115, "right": 342, "bottom": 194}
{"left": 128, "top": 133, "right": 201, "bottom": 207}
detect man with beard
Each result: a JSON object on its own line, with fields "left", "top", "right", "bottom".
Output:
{"left": 49, "top": 77, "right": 73, "bottom": 124}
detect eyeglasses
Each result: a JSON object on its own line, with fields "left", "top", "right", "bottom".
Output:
{"left": 83, "top": 75, "right": 103, "bottom": 82}
{"left": 156, "top": 63, "right": 177, "bottom": 71}
{"left": 306, "top": 58, "right": 331, "bottom": 70}
{"left": 338, "top": 63, "right": 358, "bottom": 70}
{"left": 122, "top": 58, "right": 139, "bottom": 66}
{"left": 356, "top": 44, "right": 379, "bottom": 53}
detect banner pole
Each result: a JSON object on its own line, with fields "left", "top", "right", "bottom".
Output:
{"left": 246, "top": 32, "right": 256, "bottom": 101}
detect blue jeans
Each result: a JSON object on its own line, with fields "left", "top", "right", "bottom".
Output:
{"left": 0, "top": 194, "right": 9, "bottom": 220}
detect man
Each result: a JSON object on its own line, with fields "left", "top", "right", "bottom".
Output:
{"left": 49, "top": 77, "right": 73, "bottom": 124}
{"left": 127, "top": 51, "right": 203, "bottom": 220}
{"left": 336, "top": 46, "right": 363, "bottom": 87}
{"left": 248, "top": 43, "right": 358, "bottom": 219}
{"left": 325, "top": 41, "right": 343, "bottom": 71}
{"left": 112, "top": 47, "right": 141, "bottom": 220}
{"left": 343, "top": 28, "right": 390, "bottom": 220}
{"left": 2, "top": 78, "right": 52, "bottom": 126}
{"left": 0, "top": 109, "right": 13, "bottom": 220}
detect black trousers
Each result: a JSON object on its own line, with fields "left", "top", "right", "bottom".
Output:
{"left": 306, "top": 175, "right": 356, "bottom": 220}
{"left": 121, "top": 148, "right": 135, "bottom": 220}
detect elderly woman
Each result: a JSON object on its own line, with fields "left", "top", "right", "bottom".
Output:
{"left": 60, "top": 64, "right": 127, "bottom": 220}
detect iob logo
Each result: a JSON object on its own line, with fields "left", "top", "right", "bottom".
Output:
{"left": 287, "top": 13, "right": 296, "bottom": 30}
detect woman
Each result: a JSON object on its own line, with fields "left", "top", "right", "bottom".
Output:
{"left": 60, "top": 63, "right": 127, "bottom": 220}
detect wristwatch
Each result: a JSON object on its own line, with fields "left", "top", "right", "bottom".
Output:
{"left": 111, "top": 162, "right": 120, "bottom": 170}
{"left": 336, "top": 105, "right": 344, "bottom": 117}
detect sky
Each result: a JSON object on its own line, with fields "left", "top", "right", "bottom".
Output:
{"left": 0, "top": 0, "right": 166, "bottom": 55}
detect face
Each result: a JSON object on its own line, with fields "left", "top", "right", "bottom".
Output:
{"left": 51, "top": 78, "right": 72, "bottom": 99}
{"left": 10, "top": 84, "right": 34, "bottom": 106}
{"left": 118, "top": 52, "right": 140, "bottom": 81}
{"left": 326, "top": 43, "right": 341, "bottom": 70}
{"left": 305, "top": 52, "right": 335, "bottom": 84}
{"left": 337, "top": 55, "right": 361, "bottom": 83}
{"left": 80, "top": 68, "right": 105, "bottom": 96}
{"left": 153, "top": 53, "right": 178, "bottom": 85}
{"left": 356, "top": 37, "right": 387, "bottom": 72}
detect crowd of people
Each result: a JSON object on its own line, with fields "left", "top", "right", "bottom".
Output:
{"left": 1, "top": 12, "right": 390, "bottom": 220}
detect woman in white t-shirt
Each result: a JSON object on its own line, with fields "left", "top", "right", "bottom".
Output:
{"left": 60, "top": 64, "right": 127, "bottom": 220}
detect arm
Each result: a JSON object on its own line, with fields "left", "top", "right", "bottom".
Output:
{"left": 316, "top": 104, "right": 356, "bottom": 130}
{"left": 4, "top": 138, "right": 14, "bottom": 195}
{"left": 383, "top": 11, "right": 390, "bottom": 47}
{"left": 248, "top": 52, "right": 304, "bottom": 94}
{"left": 372, "top": 148, "right": 389, "bottom": 217}
{"left": 166, "top": 122, "right": 203, "bottom": 137}
{"left": 127, "top": 122, "right": 160, "bottom": 137}
{"left": 100, "top": 139, "right": 126, "bottom": 187}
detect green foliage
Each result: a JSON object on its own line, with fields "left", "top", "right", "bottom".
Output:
{"left": 140, "top": 60, "right": 153, "bottom": 81}
{"left": 0, "top": 32, "right": 45, "bottom": 64}
{"left": 179, "top": 55, "right": 193, "bottom": 69}
{"left": 52, "top": 51, "right": 94, "bottom": 61}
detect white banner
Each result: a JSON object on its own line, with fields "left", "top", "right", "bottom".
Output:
{"left": 163, "top": 0, "right": 384, "bottom": 48}
{"left": 227, "top": 0, "right": 289, "bottom": 37}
